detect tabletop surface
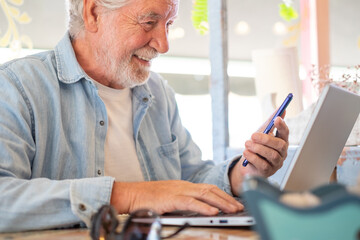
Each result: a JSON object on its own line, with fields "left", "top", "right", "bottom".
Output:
{"left": 0, "top": 226, "right": 259, "bottom": 240}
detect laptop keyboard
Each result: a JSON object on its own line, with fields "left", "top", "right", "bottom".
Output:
{"left": 162, "top": 210, "right": 250, "bottom": 218}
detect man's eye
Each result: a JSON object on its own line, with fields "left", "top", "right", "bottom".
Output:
{"left": 144, "top": 21, "right": 156, "bottom": 26}
{"left": 141, "top": 21, "right": 157, "bottom": 30}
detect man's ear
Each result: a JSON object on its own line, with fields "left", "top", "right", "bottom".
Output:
{"left": 83, "top": 0, "right": 99, "bottom": 32}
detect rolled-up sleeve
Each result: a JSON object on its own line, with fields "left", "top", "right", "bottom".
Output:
{"left": 0, "top": 176, "right": 114, "bottom": 232}
{"left": 70, "top": 177, "right": 114, "bottom": 227}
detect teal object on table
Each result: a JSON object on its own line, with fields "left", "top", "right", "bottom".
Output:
{"left": 242, "top": 176, "right": 360, "bottom": 240}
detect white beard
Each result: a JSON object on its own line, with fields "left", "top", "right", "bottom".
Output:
{"left": 93, "top": 19, "right": 158, "bottom": 89}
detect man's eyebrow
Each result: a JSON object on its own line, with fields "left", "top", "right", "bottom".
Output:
{"left": 138, "top": 11, "right": 178, "bottom": 21}
{"left": 138, "top": 12, "right": 162, "bottom": 21}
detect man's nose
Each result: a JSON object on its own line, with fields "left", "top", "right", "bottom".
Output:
{"left": 149, "top": 26, "right": 170, "bottom": 54}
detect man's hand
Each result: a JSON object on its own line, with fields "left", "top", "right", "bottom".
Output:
{"left": 110, "top": 180, "right": 244, "bottom": 215}
{"left": 230, "top": 112, "right": 290, "bottom": 196}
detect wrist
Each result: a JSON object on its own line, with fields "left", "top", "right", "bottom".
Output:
{"left": 110, "top": 181, "right": 132, "bottom": 214}
{"left": 229, "top": 156, "right": 245, "bottom": 196}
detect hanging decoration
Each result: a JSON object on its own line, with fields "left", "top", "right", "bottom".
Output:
{"left": 191, "top": 0, "right": 209, "bottom": 35}
{"left": 279, "top": 0, "right": 298, "bottom": 22}
{"left": 0, "top": 0, "right": 32, "bottom": 51}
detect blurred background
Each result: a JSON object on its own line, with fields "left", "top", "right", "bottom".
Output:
{"left": 1, "top": 0, "right": 359, "bottom": 160}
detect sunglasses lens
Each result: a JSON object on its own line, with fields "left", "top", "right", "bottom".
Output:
{"left": 90, "top": 205, "right": 119, "bottom": 240}
{"left": 122, "top": 209, "right": 161, "bottom": 240}
{"left": 91, "top": 205, "right": 188, "bottom": 240}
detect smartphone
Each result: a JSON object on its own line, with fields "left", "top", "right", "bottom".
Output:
{"left": 242, "top": 93, "right": 293, "bottom": 167}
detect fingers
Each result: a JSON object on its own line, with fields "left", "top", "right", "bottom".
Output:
{"left": 259, "top": 109, "right": 287, "bottom": 134}
{"left": 242, "top": 149, "right": 275, "bottom": 176}
{"left": 274, "top": 117, "right": 289, "bottom": 142}
{"left": 193, "top": 184, "right": 244, "bottom": 213}
{"left": 174, "top": 196, "right": 220, "bottom": 215}
{"left": 180, "top": 183, "right": 243, "bottom": 214}
{"left": 242, "top": 117, "right": 289, "bottom": 175}
{"left": 114, "top": 180, "right": 244, "bottom": 216}
{"left": 174, "top": 184, "right": 244, "bottom": 215}
{"left": 248, "top": 133, "right": 288, "bottom": 159}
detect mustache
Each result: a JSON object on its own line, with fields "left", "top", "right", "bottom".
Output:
{"left": 134, "top": 48, "right": 159, "bottom": 60}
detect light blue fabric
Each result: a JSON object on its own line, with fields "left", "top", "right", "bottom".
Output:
{"left": 0, "top": 33, "right": 238, "bottom": 232}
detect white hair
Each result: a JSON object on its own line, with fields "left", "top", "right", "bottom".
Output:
{"left": 67, "top": 0, "right": 131, "bottom": 39}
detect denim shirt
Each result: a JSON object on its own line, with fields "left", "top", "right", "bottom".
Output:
{"left": 0, "top": 33, "right": 238, "bottom": 232}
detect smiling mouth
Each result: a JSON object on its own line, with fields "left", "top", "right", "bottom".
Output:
{"left": 134, "top": 54, "right": 152, "bottom": 62}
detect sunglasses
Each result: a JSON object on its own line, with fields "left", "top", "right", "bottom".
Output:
{"left": 90, "top": 205, "right": 189, "bottom": 240}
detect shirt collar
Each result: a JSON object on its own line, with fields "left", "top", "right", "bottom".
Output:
{"left": 55, "top": 32, "right": 89, "bottom": 84}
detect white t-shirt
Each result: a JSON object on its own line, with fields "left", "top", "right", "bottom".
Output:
{"left": 93, "top": 81, "right": 144, "bottom": 182}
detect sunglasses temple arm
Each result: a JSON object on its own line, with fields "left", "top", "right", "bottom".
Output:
{"left": 161, "top": 222, "right": 190, "bottom": 239}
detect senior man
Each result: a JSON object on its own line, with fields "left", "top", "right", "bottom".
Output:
{"left": 0, "top": 0, "right": 289, "bottom": 232}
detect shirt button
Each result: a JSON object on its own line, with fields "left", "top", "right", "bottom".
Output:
{"left": 79, "top": 203, "right": 87, "bottom": 211}
{"left": 97, "top": 169, "right": 102, "bottom": 175}
{"left": 99, "top": 120, "right": 105, "bottom": 126}
{"left": 142, "top": 97, "right": 149, "bottom": 103}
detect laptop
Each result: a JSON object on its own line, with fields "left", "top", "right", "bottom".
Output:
{"left": 280, "top": 84, "right": 360, "bottom": 191}
{"left": 160, "top": 84, "right": 360, "bottom": 226}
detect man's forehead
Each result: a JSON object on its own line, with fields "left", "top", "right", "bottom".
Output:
{"left": 130, "top": 0, "right": 179, "bottom": 4}
{"left": 127, "top": 0, "right": 179, "bottom": 7}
